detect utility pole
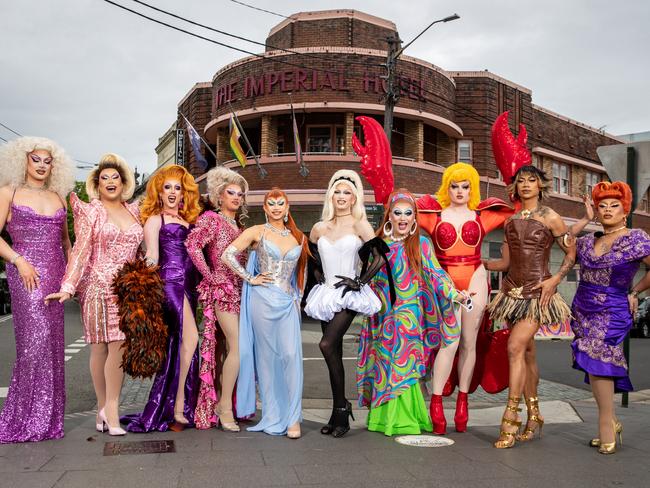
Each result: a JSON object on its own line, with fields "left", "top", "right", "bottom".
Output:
{"left": 382, "top": 13, "right": 460, "bottom": 145}
{"left": 383, "top": 34, "right": 401, "bottom": 144}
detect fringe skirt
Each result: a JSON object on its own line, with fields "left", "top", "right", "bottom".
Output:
{"left": 487, "top": 291, "right": 572, "bottom": 327}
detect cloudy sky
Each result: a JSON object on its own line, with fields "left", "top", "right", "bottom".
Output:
{"left": 1, "top": 0, "right": 648, "bottom": 177}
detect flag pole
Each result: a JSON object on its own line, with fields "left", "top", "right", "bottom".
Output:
{"left": 289, "top": 92, "right": 309, "bottom": 177}
{"left": 227, "top": 102, "right": 268, "bottom": 178}
{"left": 178, "top": 112, "right": 217, "bottom": 160}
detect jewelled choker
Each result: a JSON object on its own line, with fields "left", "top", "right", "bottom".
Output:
{"left": 604, "top": 225, "right": 627, "bottom": 235}
{"left": 264, "top": 222, "right": 290, "bottom": 237}
{"left": 219, "top": 212, "right": 237, "bottom": 226}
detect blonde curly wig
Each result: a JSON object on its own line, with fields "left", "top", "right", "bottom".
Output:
{"left": 0, "top": 136, "right": 75, "bottom": 197}
{"left": 206, "top": 166, "right": 249, "bottom": 225}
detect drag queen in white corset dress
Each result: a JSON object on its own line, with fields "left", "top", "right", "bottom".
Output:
{"left": 305, "top": 169, "right": 392, "bottom": 438}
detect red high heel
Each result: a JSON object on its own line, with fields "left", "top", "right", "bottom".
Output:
{"left": 454, "top": 391, "right": 469, "bottom": 433}
{"left": 429, "top": 394, "right": 447, "bottom": 435}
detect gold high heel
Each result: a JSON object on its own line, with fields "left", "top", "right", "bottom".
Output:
{"left": 215, "top": 404, "right": 240, "bottom": 432}
{"left": 517, "top": 396, "right": 544, "bottom": 442}
{"left": 590, "top": 420, "right": 623, "bottom": 448}
{"left": 493, "top": 396, "right": 522, "bottom": 449}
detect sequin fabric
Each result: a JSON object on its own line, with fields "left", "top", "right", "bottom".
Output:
{"left": 185, "top": 211, "right": 246, "bottom": 429}
{"left": 60, "top": 194, "right": 143, "bottom": 343}
{"left": 571, "top": 230, "right": 650, "bottom": 392}
{"left": 0, "top": 203, "right": 66, "bottom": 443}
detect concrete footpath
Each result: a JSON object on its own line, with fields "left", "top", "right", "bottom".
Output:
{"left": 1, "top": 395, "right": 648, "bottom": 488}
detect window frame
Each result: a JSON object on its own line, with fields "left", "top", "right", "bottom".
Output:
{"left": 552, "top": 161, "right": 570, "bottom": 195}
{"left": 457, "top": 139, "right": 473, "bottom": 163}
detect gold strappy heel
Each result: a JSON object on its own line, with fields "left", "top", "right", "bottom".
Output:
{"left": 494, "top": 396, "right": 522, "bottom": 449}
{"left": 517, "top": 396, "right": 544, "bottom": 442}
{"left": 590, "top": 420, "right": 622, "bottom": 449}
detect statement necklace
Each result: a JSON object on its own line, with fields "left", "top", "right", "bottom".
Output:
{"left": 604, "top": 225, "right": 627, "bottom": 235}
{"left": 520, "top": 206, "right": 539, "bottom": 219}
{"left": 264, "top": 222, "right": 290, "bottom": 237}
{"left": 219, "top": 212, "right": 237, "bottom": 227}
{"left": 390, "top": 232, "right": 408, "bottom": 242}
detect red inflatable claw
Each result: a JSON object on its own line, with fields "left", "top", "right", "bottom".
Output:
{"left": 491, "top": 111, "right": 531, "bottom": 185}
{"left": 352, "top": 116, "right": 394, "bottom": 204}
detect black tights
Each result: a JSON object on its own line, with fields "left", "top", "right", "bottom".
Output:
{"left": 319, "top": 309, "right": 358, "bottom": 409}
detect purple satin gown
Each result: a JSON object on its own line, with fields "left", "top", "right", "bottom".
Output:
{"left": 571, "top": 229, "right": 650, "bottom": 392}
{"left": 122, "top": 218, "right": 200, "bottom": 432}
{"left": 0, "top": 203, "right": 66, "bottom": 443}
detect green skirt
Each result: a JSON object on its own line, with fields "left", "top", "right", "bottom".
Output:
{"left": 367, "top": 383, "right": 432, "bottom": 436}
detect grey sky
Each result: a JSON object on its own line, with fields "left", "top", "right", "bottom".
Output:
{"left": 1, "top": 0, "right": 648, "bottom": 177}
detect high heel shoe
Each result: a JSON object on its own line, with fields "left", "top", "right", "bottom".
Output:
{"left": 331, "top": 401, "right": 355, "bottom": 438}
{"left": 493, "top": 396, "right": 522, "bottom": 449}
{"left": 320, "top": 409, "right": 335, "bottom": 435}
{"left": 98, "top": 408, "right": 126, "bottom": 436}
{"left": 598, "top": 419, "right": 621, "bottom": 455}
{"left": 169, "top": 409, "right": 190, "bottom": 432}
{"left": 96, "top": 412, "right": 107, "bottom": 433}
{"left": 215, "top": 404, "right": 240, "bottom": 432}
{"left": 430, "top": 394, "right": 447, "bottom": 435}
{"left": 287, "top": 422, "right": 301, "bottom": 440}
{"left": 454, "top": 391, "right": 469, "bottom": 433}
{"left": 517, "top": 396, "right": 544, "bottom": 442}
{"left": 589, "top": 420, "right": 623, "bottom": 448}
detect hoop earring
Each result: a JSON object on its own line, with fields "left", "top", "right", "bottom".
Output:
{"left": 383, "top": 221, "right": 393, "bottom": 237}
{"left": 409, "top": 221, "right": 418, "bottom": 235}
{"left": 284, "top": 213, "right": 288, "bottom": 223}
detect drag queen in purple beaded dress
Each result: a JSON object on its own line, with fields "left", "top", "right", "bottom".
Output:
{"left": 570, "top": 181, "right": 650, "bottom": 454}
{"left": 0, "top": 137, "right": 75, "bottom": 443}
{"left": 122, "top": 165, "right": 201, "bottom": 432}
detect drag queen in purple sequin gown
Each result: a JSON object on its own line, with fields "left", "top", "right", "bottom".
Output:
{"left": 122, "top": 165, "right": 201, "bottom": 432}
{"left": 0, "top": 137, "right": 75, "bottom": 443}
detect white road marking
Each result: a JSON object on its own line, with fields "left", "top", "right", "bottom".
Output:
{"left": 0, "top": 315, "right": 12, "bottom": 324}
{"left": 0, "top": 387, "right": 8, "bottom": 398}
{"left": 64, "top": 356, "right": 72, "bottom": 361}
{"left": 66, "top": 344, "right": 85, "bottom": 348}
{"left": 64, "top": 349, "right": 81, "bottom": 354}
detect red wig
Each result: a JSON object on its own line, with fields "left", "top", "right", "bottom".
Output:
{"left": 592, "top": 181, "right": 633, "bottom": 214}
{"left": 263, "top": 188, "right": 310, "bottom": 290}
{"left": 377, "top": 189, "right": 422, "bottom": 274}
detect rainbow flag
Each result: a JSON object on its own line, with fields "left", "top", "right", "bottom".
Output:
{"left": 229, "top": 115, "right": 247, "bottom": 167}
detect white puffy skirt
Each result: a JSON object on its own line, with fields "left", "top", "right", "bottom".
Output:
{"left": 304, "top": 283, "right": 381, "bottom": 322}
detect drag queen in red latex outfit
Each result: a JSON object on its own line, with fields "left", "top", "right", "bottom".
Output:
{"left": 417, "top": 163, "right": 512, "bottom": 433}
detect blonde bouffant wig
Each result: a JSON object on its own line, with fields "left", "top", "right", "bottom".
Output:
{"left": 321, "top": 169, "right": 367, "bottom": 222}
{"left": 140, "top": 164, "right": 201, "bottom": 224}
{"left": 86, "top": 153, "right": 136, "bottom": 201}
{"left": 206, "top": 166, "right": 249, "bottom": 225}
{"left": 436, "top": 162, "right": 481, "bottom": 210}
{"left": 0, "top": 136, "right": 75, "bottom": 197}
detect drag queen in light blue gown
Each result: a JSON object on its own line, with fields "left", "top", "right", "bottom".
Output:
{"left": 222, "top": 188, "right": 309, "bottom": 438}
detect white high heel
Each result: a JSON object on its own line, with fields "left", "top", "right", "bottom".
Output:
{"left": 98, "top": 408, "right": 126, "bottom": 436}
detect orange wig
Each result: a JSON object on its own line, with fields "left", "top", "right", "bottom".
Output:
{"left": 377, "top": 189, "right": 422, "bottom": 274}
{"left": 592, "top": 181, "right": 633, "bottom": 214}
{"left": 263, "top": 188, "right": 311, "bottom": 290}
{"left": 140, "top": 165, "right": 201, "bottom": 224}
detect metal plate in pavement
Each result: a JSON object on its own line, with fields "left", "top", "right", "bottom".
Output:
{"left": 103, "top": 439, "right": 176, "bottom": 456}
{"left": 394, "top": 435, "right": 455, "bottom": 448}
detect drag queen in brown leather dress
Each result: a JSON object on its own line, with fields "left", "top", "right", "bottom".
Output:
{"left": 484, "top": 165, "right": 574, "bottom": 449}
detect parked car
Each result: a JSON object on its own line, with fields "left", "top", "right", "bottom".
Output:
{"left": 633, "top": 297, "right": 650, "bottom": 338}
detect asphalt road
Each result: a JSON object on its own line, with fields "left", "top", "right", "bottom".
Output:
{"left": 1, "top": 306, "right": 649, "bottom": 414}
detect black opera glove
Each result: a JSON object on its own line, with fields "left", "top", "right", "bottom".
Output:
{"left": 333, "top": 275, "right": 363, "bottom": 297}
{"left": 308, "top": 240, "right": 325, "bottom": 284}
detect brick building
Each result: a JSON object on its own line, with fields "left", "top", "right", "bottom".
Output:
{"left": 164, "top": 9, "right": 648, "bottom": 300}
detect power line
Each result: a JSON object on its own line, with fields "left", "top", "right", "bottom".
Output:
{"left": 0, "top": 122, "right": 22, "bottom": 137}
{"left": 230, "top": 0, "right": 289, "bottom": 19}
{"left": 0, "top": 135, "right": 8, "bottom": 143}
{"left": 129, "top": 0, "right": 382, "bottom": 69}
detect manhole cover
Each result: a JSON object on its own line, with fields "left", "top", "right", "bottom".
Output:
{"left": 103, "top": 440, "right": 176, "bottom": 456}
{"left": 394, "top": 435, "right": 455, "bottom": 448}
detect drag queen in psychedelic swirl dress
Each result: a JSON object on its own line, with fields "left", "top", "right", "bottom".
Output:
{"left": 358, "top": 190, "right": 470, "bottom": 435}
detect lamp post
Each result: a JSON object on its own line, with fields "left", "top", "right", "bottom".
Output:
{"left": 383, "top": 13, "right": 460, "bottom": 143}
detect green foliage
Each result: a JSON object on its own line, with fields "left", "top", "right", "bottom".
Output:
{"left": 68, "top": 181, "right": 89, "bottom": 245}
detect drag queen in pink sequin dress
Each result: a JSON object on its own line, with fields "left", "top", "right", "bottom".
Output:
{"left": 186, "top": 167, "right": 249, "bottom": 431}
{"left": 0, "top": 137, "right": 74, "bottom": 443}
{"left": 47, "top": 153, "right": 142, "bottom": 435}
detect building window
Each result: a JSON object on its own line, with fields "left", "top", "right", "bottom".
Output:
{"left": 458, "top": 140, "right": 472, "bottom": 163}
{"left": 307, "top": 126, "right": 332, "bottom": 152}
{"left": 552, "top": 162, "right": 570, "bottom": 195}
{"left": 585, "top": 171, "right": 601, "bottom": 195}
{"left": 276, "top": 135, "right": 285, "bottom": 154}
{"left": 335, "top": 126, "right": 345, "bottom": 153}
